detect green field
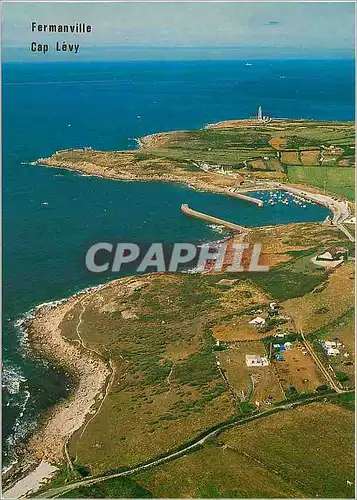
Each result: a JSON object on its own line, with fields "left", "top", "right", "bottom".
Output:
{"left": 287, "top": 165, "right": 355, "bottom": 200}
{"left": 149, "top": 128, "right": 276, "bottom": 166}
{"left": 59, "top": 477, "right": 152, "bottom": 498}
{"left": 133, "top": 402, "right": 355, "bottom": 499}
{"left": 146, "top": 120, "right": 355, "bottom": 169}
{"left": 53, "top": 401, "right": 355, "bottom": 499}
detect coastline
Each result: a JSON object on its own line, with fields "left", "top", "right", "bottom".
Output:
{"left": 3, "top": 284, "right": 111, "bottom": 496}
{"left": 27, "top": 295, "right": 110, "bottom": 464}
{"left": 33, "top": 156, "right": 248, "bottom": 197}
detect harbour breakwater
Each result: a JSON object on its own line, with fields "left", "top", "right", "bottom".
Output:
{"left": 227, "top": 189, "right": 264, "bottom": 207}
{"left": 181, "top": 204, "right": 249, "bottom": 233}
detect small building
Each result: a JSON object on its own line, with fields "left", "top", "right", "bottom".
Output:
{"left": 246, "top": 354, "right": 269, "bottom": 367}
{"left": 269, "top": 302, "right": 279, "bottom": 311}
{"left": 248, "top": 308, "right": 263, "bottom": 315}
{"left": 274, "top": 333, "right": 286, "bottom": 338}
{"left": 249, "top": 316, "right": 266, "bottom": 327}
{"left": 324, "top": 340, "right": 337, "bottom": 348}
{"left": 284, "top": 341, "right": 292, "bottom": 350}
{"left": 316, "top": 251, "right": 334, "bottom": 261}
{"left": 316, "top": 247, "right": 348, "bottom": 262}
{"left": 323, "top": 341, "right": 340, "bottom": 356}
{"left": 326, "top": 347, "right": 340, "bottom": 356}
{"left": 275, "top": 354, "right": 284, "bottom": 361}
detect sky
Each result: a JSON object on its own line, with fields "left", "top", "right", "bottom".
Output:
{"left": 1, "top": 1, "right": 355, "bottom": 61}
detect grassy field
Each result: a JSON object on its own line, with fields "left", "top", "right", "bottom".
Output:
{"left": 217, "top": 341, "right": 284, "bottom": 404}
{"left": 46, "top": 120, "right": 355, "bottom": 187}
{"left": 59, "top": 477, "right": 152, "bottom": 498}
{"left": 53, "top": 400, "right": 354, "bottom": 498}
{"left": 273, "top": 341, "right": 324, "bottom": 395}
{"left": 282, "top": 262, "right": 355, "bottom": 334}
{"left": 35, "top": 204, "right": 354, "bottom": 497}
{"left": 63, "top": 274, "right": 240, "bottom": 474}
{"left": 310, "top": 308, "right": 355, "bottom": 389}
{"left": 287, "top": 165, "right": 355, "bottom": 200}
{"left": 132, "top": 402, "right": 354, "bottom": 498}
{"left": 55, "top": 223, "right": 352, "bottom": 478}
{"left": 146, "top": 122, "right": 355, "bottom": 172}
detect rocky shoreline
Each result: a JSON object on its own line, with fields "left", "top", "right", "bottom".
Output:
{"left": 3, "top": 288, "right": 111, "bottom": 497}
{"left": 34, "top": 153, "right": 243, "bottom": 195}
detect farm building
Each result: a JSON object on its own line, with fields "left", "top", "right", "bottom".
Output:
{"left": 322, "top": 341, "right": 340, "bottom": 356}
{"left": 324, "top": 340, "right": 337, "bottom": 348}
{"left": 316, "top": 247, "right": 348, "bottom": 262}
{"left": 249, "top": 317, "right": 266, "bottom": 327}
{"left": 269, "top": 302, "right": 279, "bottom": 311}
{"left": 245, "top": 354, "right": 269, "bottom": 367}
{"left": 326, "top": 347, "right": 340, "bottom": 356}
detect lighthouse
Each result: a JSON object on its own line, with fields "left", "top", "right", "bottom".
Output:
{"left": 257, "top": 105, "right": 263, "bottom": 121}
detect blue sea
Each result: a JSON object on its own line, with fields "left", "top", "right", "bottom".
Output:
{"left": 2, "top": 59, "right": 354, "bottom": 470}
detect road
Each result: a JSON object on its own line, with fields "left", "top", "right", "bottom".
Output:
{"left": 336, "top": 222, "right": 355, "bottom": 243}
{"left": 300, "top": 330, "right": 344, "bottom": 394}
{"left": 36, "top": 392, "right": 347, "bottom": 498}
{"left": 278, "top": 184, "right": 354, "bottom": 241}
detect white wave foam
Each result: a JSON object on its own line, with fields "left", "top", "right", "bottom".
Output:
{"left": 2, "top": 365, "right": 26, "bottom": 395}
{"left": 2, "top": 364, "right": 32, "bottom": 473}
{"left": 207, "top": 223, "right": 229, "bottom": 235}
{"left": 4, "top": 281, "right": 108, "bottom": 473}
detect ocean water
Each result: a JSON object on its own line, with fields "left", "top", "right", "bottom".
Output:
{"left": 2, "top": 59, "right": 354, "bottom": 470}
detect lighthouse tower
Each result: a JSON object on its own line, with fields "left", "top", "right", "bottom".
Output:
{"left": 257, "top": 105, "right": 263, "bottom": 121}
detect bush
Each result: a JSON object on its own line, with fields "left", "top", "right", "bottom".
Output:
{"left": 335, "top": 372, "right": 349, "bottom": 383}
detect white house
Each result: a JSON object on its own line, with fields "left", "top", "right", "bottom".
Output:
{"left": 249, "top": 317, "right": 266, "bottom": 327}
{"left": 322, "top": 340, "right": 340, "bottom": 356}
{"left": 246, "top": 355, "right": 269, "bottom": 367}
{"left": 323, "top": 340, "right": 337, "bottom": 348}
{"left": 326, "top": 347, "right": 340, "bottom": 356}
{"left": 317, "top": 251, "right": 334, "bottom": 261}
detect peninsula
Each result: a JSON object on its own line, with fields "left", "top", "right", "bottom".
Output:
{"left": 35, "top": 118, "right": 355, "bottom": 201}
